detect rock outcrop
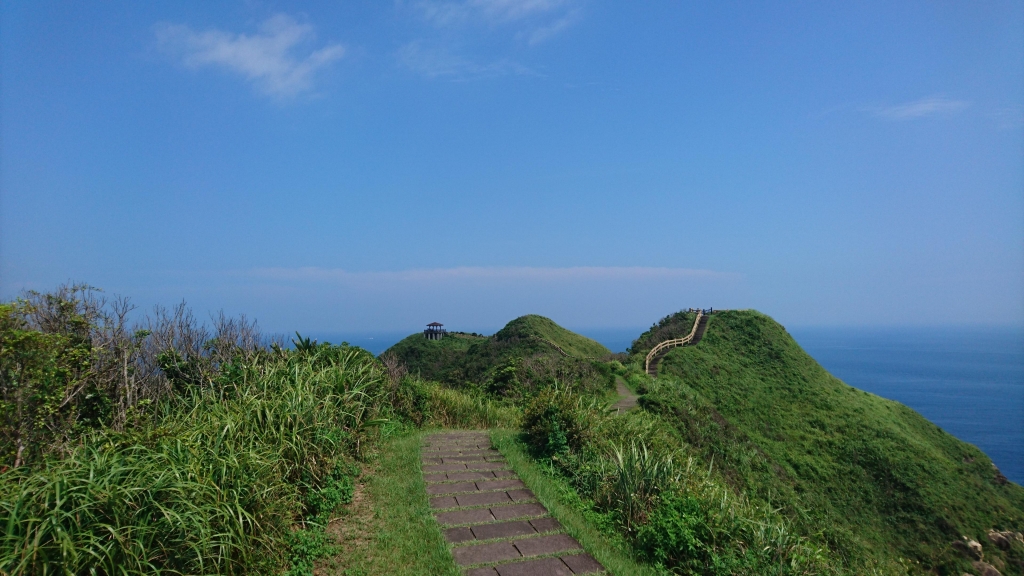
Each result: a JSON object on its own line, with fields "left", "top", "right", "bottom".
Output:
{"left": 971, "top": 561, "right": 1003, "bottom": 576}
{"left": 953, "top": 537, "right": 984, "bottom": 560}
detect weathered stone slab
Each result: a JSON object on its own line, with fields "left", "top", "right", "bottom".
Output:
{"left": 424, "top": 463, "right": 467, "bottom": 472}
{"left": 429, "top": 496, "right": 458, "bottom": 509}
{"left": 513, "top": 534, "right": 581, "bottom": 557}
{"left": 435, "top": 508, "right": 495, "bottom": 526}
{"left": 561, "top": 553, "right": 603, "bottom": 574}
{"left": 489, "top": 503, "right": 547, "bottom": 521}
{"left": 422, "top": 457, "right": 443, "bottom": 464}
{"left": 435, "top": 450, "right": 496, "bottom": 458}
{"left": 456, "top": 491, "right": 513, "bottom": 507}
{"left": 492, "top": 469, "right": 517, "bottom": 478}
{"left": 444, "top": 526, "right": 475, "bottom": 544}
{"left": 427, "top": 482, "right": 479, "bottom": 495}
{"left": 506, "top": 489, "right": 535, "bottom": 502}
{"left": 529, "top": 517, "right": 562, "bottom": 533}
{"left": 464, "top": 461, "right": 506, "bottom": 471}
{"left": 451, "top": 541, "right": 521, "bottom": 566}
{"left": 495, "top": 557, "right": 572, "bottom": 576}
{"left": 465, "top": 568, "right": 499, "bottom": 576}
{"left": 444, "top": 455, "right": 489, "bottom": 463}
{"left": 476, "top": 479, "right": 525, "bottom": 491}
{"left": 448, "top": 471, "right": 497, "bottom": 481}
{"left": 471, "top": 520, "right": 536, "bottom": 540}
{"left": 423, "top": 472, "right": 448, "bottom": 482}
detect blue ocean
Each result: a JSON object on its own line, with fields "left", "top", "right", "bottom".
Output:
{"left": 308, "top": 325, "right": 1024, "bottom": 484}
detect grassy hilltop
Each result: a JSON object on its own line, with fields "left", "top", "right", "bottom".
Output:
{"left": 385, "top": 314, "right": 613, "bottom": 396}
{"left": 640, "top": 310, "right": 1024, "bottom": 574}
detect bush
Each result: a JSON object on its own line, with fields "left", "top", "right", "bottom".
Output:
{"left": 607, "top": 442, "right": 678, "bottom": 531}
{"left": 521, "top": 388, "right": 594, "bottom": 457}
{"left": 635, "top": 493, "right": 715, "bottom": 569}
{"left": 0, "top": 343, "right": 388, "bottom": 575}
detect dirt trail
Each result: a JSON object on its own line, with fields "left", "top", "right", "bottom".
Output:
{"left": 611, "top": 377, "right": 638, "bottom": 414}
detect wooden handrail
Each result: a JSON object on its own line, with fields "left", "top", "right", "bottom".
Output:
{"left": 644, "top": 311, "right": 703, "bottom": 374}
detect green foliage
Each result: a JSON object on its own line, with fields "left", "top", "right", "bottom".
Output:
{"left": 642, "top": 310, "right": 1024, "bottom": 574}
{"left": 0, "top": 341, "right": 389, "bottom": 575}
{"left": 383, "top": 315, "right": 612, "bottom": 396}
{"left": 629, "top": 310, "right": 699, "bottom": 356}
{"left": 304, "top": 460, "right": 360, "bottom": 520}
{"left": 608, "top": 443, "right": 678, "bottom": 531}
{"left": 522, "top": 387, "right": 595, "bottom": 457}
{"left": 286, "top": 527, "right": 339, "bottom": 576}
{"left": 0, "top": 300, "right": 95, "bottom": 467}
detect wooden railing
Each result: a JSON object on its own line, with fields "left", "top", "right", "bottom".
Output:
{"left": 644, "top": 310, "right": 703, "bottom": 374}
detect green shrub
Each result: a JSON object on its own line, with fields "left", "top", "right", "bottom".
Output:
{"left": 635, "top": 493, "right": 713, "bottom": 569}
{"left": 522, "top": 387, "right": 594, "bottom": 457}
{"left": 0, "top": 344, "right": 387, "bottom": 575}
{"left": 606, "top": 442, "right": 679, "bottom": 531}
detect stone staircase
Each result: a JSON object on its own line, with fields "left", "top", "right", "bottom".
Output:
{"left": 423, "top": 431, "right": 605, "bottom": 575}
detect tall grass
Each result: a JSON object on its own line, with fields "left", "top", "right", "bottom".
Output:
{"left": 0, "top": 345, "right": 388, "bottom": 575}
{"left": 609, "top": 442, "right": 679, "bottom": 531}
{"left": 423, "top": 384, "right": 520, "bottom": 429}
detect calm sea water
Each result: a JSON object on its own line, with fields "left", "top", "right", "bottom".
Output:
{"left": 300, "top": 326, "right": 1023, "bottom": 484}
{"left": 789, "top": 327, "right": 1024, "bottom": 484}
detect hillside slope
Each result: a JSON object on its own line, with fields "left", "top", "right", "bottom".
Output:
{"left": 640, "top": 310, "right": 1024, "bottom": 574}
{"left": 384, "top": 315, "right": 611, "bottom": 395}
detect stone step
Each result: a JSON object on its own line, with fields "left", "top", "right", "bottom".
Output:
{"left": 444, "top": 517, "right": 562, "bottom": 544}
{"left": 429, "top": 488, "right": 536, "bottom": 510}
{"left": 452, "top": 533, "right": 583, "bottom": 566}
{"left": 466, "top": 554, "right": 603, "bottom": 575}
{"left": 426, "top": 479, "right": 526, "bottom": 496}
{"left": 434, "top": 502, "right": 548, "bottom": 526}
{"left": 420, "top": 432, "right": 607, "bottom": 575}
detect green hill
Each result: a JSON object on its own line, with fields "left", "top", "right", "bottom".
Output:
{"left": 383, "top": 315, "right": 612, "bottom": 396}
{"left": 639, "top": 310, "right": 1024, "bottom": 574}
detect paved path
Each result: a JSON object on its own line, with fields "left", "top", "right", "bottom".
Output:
{"left": 423, "top": 431, "right": 606, "bottom": 575}
{"left": 611, "top": 377, "right": 638, "bottom": 414}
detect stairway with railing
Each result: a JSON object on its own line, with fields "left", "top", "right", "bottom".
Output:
{"left": 645, "top": 310, "right": 711, "bottom": 376}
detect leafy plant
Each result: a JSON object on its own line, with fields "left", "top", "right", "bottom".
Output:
{"left": 608, "top": 442, "right": 679, "bottom": 531}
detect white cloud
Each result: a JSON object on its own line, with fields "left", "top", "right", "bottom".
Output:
{"left": 397, "top": 42, "right": 533, "bottom": 78}
{"left": 867, "top": 96, "right": 969, "bottom": 120}
{"left": 246, "top": 265, "right": 734, "bottom": 285}
{"left": 527, "top": 8, "right": 580, "bottom": 45}
{"left": 220, "top": 265, "right": 742, "bottom": 331}
{"left": 156, "top": 14, "right": 344, "bottom": 98}
{"left": 416, "top": 0, "right": 569, "bottom": 26}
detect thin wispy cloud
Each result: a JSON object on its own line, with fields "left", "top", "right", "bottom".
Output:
{"left": 526, "top": 8, "right": 580, "bottom": 45}
{"left": 155, "top": 14, "right": 344, "bottom": 98}
{"left": 415, "top": 0, "right": 570, "bottom": 27}
{"left": 399, "top": 0, "right": 579, "bottom": 79}
{"left": 247, "top": 265, "right": 734, "bottom": 285}
{"left": 397, "top": 42, "right": 533, "bottom": 78}
{"left": 866, "top": 96, "right": 969, "bottom": 120}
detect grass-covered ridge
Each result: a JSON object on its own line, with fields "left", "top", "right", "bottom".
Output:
{"left": 643, "top": 310, "right": 1024, "bottom": 574}
{"left": 4, "top": 285, "right": 1021, "bottom": 575}
{"left": 384, "top": 315, "right": 613, "bottom": 397}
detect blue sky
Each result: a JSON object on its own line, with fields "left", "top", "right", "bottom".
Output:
{"left": 2, "top": 1, "right": 1022, "bottom": 334}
